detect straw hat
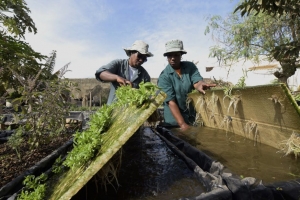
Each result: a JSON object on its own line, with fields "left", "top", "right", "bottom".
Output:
{"left": 123, "top": 40, "right": 153, "bottom": 57}
{"left": 163, "top": 39, "right": 187, "bottom": 56}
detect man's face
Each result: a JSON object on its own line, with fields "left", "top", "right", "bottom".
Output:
{"left": 129, "top": 51, "right": 147, "bottom": 67}
{"left": 166, "top": 52, "right": 182, "bottom": 69}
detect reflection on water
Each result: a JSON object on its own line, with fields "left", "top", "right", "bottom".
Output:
{"left": 172, "top": 126, "right": 300, "bottom": 184}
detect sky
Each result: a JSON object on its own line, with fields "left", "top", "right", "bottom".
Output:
{"left": 23, "top": 0, "right": 292, "bottom": 87}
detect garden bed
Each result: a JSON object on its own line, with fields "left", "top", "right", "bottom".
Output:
{"left": 0, "top": 110, "right": 90, "bottom": 199}
{"left": 0, "top": 133, "right": 73, "bottom": 199}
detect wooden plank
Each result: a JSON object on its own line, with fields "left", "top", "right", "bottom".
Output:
{"left": 47, "top": 91, "right": 166, "bottom": 200}
{"left": 188, "top": 83, "right": 300, "bottom": 149}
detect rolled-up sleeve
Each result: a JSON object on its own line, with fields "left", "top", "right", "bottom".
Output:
{"left": 95, "top": 59, "right": 121, "bottom": 82}
{"left": 189, "top": 63, "right": 203, "bottom": 84}
{"left": 158, "top": 74, "right": 175, "bottom": 103}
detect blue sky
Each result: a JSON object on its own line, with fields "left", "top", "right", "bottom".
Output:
{"left": 24, "top": 0, "right": 241, "bottom": 79}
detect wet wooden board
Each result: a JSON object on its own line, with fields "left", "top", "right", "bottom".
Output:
{"left": 47, "top": 91, "right": 166, "bottom": 200}
{"left": 188, "top": 83, "right": 300, "bottom": 149}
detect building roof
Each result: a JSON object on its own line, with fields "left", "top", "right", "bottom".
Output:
{"left": 248, "top": 64, "right": 279, "bottom": 71}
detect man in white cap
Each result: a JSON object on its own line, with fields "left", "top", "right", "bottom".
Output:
{"left": 95, "top": 40, "right": 153, "bottom": 104}
{"left": 158, "top": 39, "right": 216, "bottom": 131}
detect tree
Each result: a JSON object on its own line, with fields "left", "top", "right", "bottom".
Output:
{"left": 233, "top": 0, "right": 300, "bottom": 84}
{"left": 0, "top": 0, "right": 37, "bottom": 37}
{"left": 0, "top": 1, "right": 76, "bottom": 151}
{"left": 0, "top": 34, "right": 46, "bottom": 96}
{"left": 205, "top": 8, "right": 300, "bottom": 84}
{"left": 11, "top": 52, "right": 75, "bottom": 148}
{"left": 0, "top": 0, "right": 46, "bottom": 97}
{"left": 234, "top": 0, "right": 300, "bottom": 17}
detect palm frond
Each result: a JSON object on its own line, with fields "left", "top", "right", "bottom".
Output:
{"left": 53, "top": 62, "right": 72, "bottom": 79}
{"left": 45, "top": 50, "right": 57, "bottom": 74}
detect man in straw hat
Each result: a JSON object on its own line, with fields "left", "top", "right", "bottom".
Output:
{"left": 95, "top": 40, "right": 153, "bottom": 104}
{"left": 158, "top": 39, "right": 216, "bottom": 131}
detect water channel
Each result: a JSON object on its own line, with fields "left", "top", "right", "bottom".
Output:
{"left": 72, "top": 125, "right": 300, "bottom": 200}
{"left": 173, "top": 126, "right": 300, "bottom": 184}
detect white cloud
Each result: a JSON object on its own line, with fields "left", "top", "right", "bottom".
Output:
{"left": 24, "top": 0, "right": 242, "bottom": 79}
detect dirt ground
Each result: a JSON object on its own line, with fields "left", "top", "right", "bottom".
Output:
{"left": 0, "top": 133, "right": 73, "bottom": 188}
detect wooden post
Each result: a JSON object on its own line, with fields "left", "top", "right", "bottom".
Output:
{"left": 99, "top": 90, "right": 102, "bottom": 107}
{"left": 89, "top": 92, "right": 91, "bottom": 111}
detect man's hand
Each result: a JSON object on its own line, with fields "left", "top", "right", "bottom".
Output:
{"left": 99, "top": 71, "right": 132, "bottom": 87}
{"left": 179, "top": 122, "right": 190, "bottom": 132}
{"left": 194, "top": 81, "right": 216, "bottom": 94}
{"left": 116, "top": 76, "right": 132, "bottom": 87}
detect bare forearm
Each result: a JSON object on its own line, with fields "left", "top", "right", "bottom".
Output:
{"left": 168, "top": 100, "right": 186, "bottom": 126}
{"left": 99, "top": 71, "right": 119, "bottom": 82}
{"left": 99, "top": 70, "right": 132, "bottom": 86}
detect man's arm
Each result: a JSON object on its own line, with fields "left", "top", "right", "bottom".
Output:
{"left": 188, "top": 62, "right": 216, "bottom": 94}
{"left": 99, "top": 71, "right": 132, "bottom": 86}
{"left": 168, "top": 100, "right": 190, "bottom": 131}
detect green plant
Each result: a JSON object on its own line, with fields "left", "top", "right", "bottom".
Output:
{"left": 63, "top": 82, "right": 160, "bottom": 169}
{"left": 235, "top": 69, "right": 247, "bottom": 88}
{"left": 223, "top": 86, "right": 233, "bottom": 101}
{"left": 18, "top": 174, "right": 47, "bottom": 200}
{"left": 205, "top": 7, "right": 300, "bottom": 85}
{"left": 16, "top": 81, "right": 162, "bottom": 198}
{"left": 63, "top": 105, "right": 112, "bottom": 169}
{"left": 7, "top": 128, "right": 24, "bottom": 160}
{"left": 294, "top": 94, "right": 300, "bottom": 101}
{"left": 115, "top": 81, "right": 160, "bottom": 108}
{"left": 0, "top": 89, "right": 8, "bottom": 115}
{"left": 11, "top": 66, "right": 75, "bottom": 149}
{"left": 0, "top": 1, "right": 46, "bottom": 97}
{"left": 52, "top": 156, "right": 63, "bottom": 174}
{"left": 44, "top": 82, "right": 165, "bottom": 199}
